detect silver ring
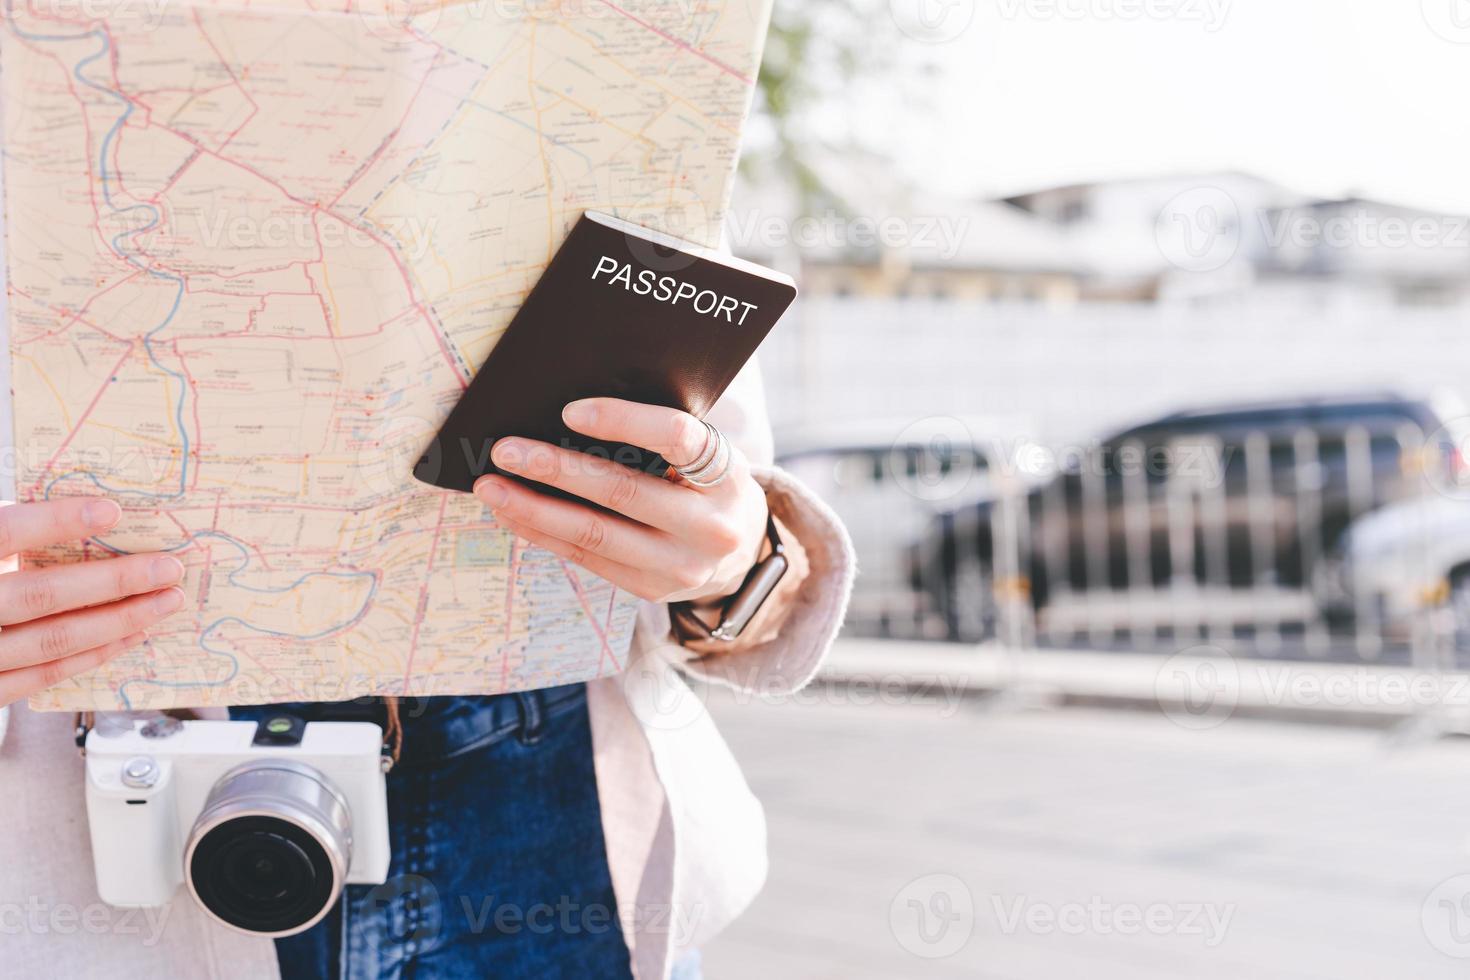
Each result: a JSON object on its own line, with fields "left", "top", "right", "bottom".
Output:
{"left": 670, "top": 420, "right": 718, "bottom": 472}
{"left": 675, "top": 421, "right": 730, "bottom": 488}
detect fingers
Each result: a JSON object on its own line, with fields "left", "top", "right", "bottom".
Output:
{"left": 562, "top": 398, "right": 715, "bottom": 466}
{"left": 491, "top": 515, "right": 661, "bottom": 601}
{"left": 472, "top": 476, "right": 682, "bottom": 570}
{"left": 0, "top": 631, "right": 148, "bottom": 708}
{"left": 0, "top": 587, "right": 185, "bottom": 672}
{"left": 0, "top": 498, "right": 122, "bottom": 558}
{"left": 0, "top": 553, "right": 184, "bottom": 626}
{"left": 486, "top": 438, "right": 703, "bottom": 531}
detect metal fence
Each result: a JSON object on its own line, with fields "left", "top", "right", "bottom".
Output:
{"left": 784, "top": 421, "right": 1470, "bottom": 671}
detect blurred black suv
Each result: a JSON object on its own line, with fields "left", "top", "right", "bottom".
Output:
{"left": 911, "top": 392, "right": 1470, "bottom": 642}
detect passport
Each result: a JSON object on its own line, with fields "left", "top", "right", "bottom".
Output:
{"left": 412, "top": 211, "right": 798, "bottom": 494}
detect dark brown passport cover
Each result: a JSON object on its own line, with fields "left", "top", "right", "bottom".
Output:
{"left": 412, "top": 212, "right": 797, "bottom": 495}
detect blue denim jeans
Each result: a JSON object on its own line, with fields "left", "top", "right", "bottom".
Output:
{"left": 231, "top": 685, "right": 642, "bottom": 980}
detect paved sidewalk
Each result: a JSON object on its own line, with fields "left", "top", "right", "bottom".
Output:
{"left": 702, "top": 657, "right": 1470, "bottom": 979}
{"left": 821, "top": 638, "right": 1470, "bottom": 727}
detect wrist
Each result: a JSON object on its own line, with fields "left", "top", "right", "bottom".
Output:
{"left": 690, "top": 499, "right": 770, "bottom": 606}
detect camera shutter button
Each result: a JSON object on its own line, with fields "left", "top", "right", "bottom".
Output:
{"left": 122, "top": 756, "right": 160, "bottom": 789}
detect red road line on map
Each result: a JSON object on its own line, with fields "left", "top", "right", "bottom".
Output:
{"left": 11, "top": 275, "right": 141, "bottom": 344}
{"left": 169, "top": 131, "right": 468, "bottom": 386}
{"left": 190, "top": 9, "right": 261, "bottom": 151}
{"left": 401, "top": 492, "right": 450, "bottom": 694}
{"left": 27, "top": 345, "right": 136, "bottom": 497}
{"left": 558, "top": 558, "right": 621, "bottom": 673}
{"left": 328, "top": 50, "right": 439, "bottom": 209}
{"left": 591, "top": 0, "right": 753, "bottom": 84}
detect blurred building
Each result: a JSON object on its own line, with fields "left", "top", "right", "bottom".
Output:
{"left": 735, "top": 171, "right": 1470, "bottom": 311}
{"left": 736, "top": 172, "right": 1470, "bottom": 441}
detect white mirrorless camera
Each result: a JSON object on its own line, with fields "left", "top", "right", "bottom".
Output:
{"left": 84, "top": 714, "right": 391, "bottom": 936}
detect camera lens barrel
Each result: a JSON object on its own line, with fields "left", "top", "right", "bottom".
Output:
{"left": 184, "top": 759, "right": 354, "bottom": 936}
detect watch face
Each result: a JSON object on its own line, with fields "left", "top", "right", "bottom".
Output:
{"left": 718, "top": 552, "right": 790, "bottom": 640}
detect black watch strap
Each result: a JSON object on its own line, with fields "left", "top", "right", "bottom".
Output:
{"left": 670, "top": 514, "right": 788, "bottom": 644}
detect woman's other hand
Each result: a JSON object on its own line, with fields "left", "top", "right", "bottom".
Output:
{"left": 0, "top": 498, "right": 186, "bottom": 706}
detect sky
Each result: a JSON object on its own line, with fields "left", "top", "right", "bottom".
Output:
{"left": 852, "top": 0, "right": 1470, "bottom": 211}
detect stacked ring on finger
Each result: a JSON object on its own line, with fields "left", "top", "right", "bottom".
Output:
{"left": 672, "top": 420, "right": 731, "bottom": 488}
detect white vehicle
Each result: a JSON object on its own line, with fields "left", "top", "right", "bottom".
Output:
{"left": 1323, "top": 495, "right": 1470, "bottom": 634}
{"left": 85, "top": 714, "right": 390, "bottom": 936}
{"left": 776, "top": 415, "right": 1050, "bottom": 638}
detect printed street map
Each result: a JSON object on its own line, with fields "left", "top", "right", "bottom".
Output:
{"left": 2, "top": 0, "right": 770, "bottom": 709}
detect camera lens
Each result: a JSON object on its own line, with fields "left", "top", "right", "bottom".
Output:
{"left": 184, "top": 760, "right": 353, "bottom": 936}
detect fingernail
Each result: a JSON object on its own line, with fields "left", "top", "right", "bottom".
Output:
{"left": 563, "top": 400, "right": 597, "bottom": 428}
{"left": 491, "top": 439, "right": 524, "bottom": 470}
{"left": 150, "top": 555, "right": 184, "bottom": 586}
{"left": 152, "top": 586, "right": 185, "bottom": 614}
{"left": 84, "top": 499, "right": 121, "bottom": 530}
{"left": 475, "top": 478, "right": 508, "bottom": 508}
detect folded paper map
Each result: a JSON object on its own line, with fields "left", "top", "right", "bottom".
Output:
{"left": 3, "top": 0, "right": 772, "bottom": 710}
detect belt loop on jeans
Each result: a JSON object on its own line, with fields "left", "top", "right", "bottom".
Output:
{"left": 514, "top": 692, "right": 544, "bottom": 745}
{"left": 382, "top": 696, "right": 404, "bottom": 764}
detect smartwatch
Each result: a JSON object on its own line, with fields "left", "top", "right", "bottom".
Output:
{"left": 670, "top": 514, "right": 788, "bottom": 643}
